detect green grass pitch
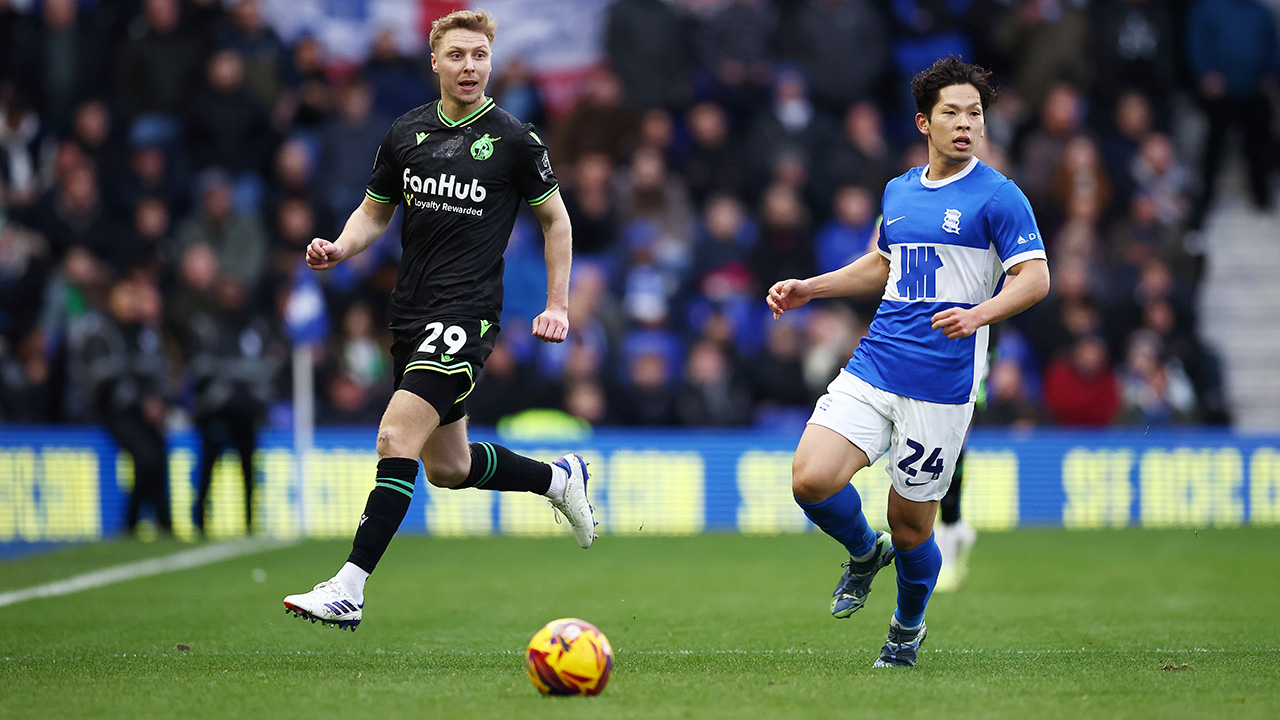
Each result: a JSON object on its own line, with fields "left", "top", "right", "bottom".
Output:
{"left": 2, "top": 528, "right": 1278, "bottom": 719}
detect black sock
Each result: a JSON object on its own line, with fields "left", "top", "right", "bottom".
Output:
{"left": 940, "top": 450, "right": 964, "bottom": 525}
{"left": 347, "top": 457, "right": 419, "bottom": 573}
{"left": 455, "top": 442, "right": 552, "bottom": 494}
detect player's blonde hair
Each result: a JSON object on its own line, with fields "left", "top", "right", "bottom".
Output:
{"left": 429, "top": 9, "right": 497, "bottom": 53}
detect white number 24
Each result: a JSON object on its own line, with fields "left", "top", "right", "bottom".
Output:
{"left": 418, "top": 322, "right": 467, "bottom": 355}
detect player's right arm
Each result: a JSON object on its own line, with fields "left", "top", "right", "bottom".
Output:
{"left": 306, "top": 196, "right": 397, "bottom": 271}
{"left": 309, "top": 123, "right": 402, "bottom": 271}
{"left": 767, "top": 250, "right": 890, "bottom": 320}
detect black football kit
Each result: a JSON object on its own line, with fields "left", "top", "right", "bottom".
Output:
{"left": 364, "top": 97, "right": 558, "bottom": 419}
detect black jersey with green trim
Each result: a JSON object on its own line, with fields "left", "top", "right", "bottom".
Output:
{"left": 365, "top": 97, "right": 559, "bottom": 332}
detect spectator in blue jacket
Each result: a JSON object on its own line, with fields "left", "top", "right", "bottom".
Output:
{"left": 1186, "top": 0, "right": 1280, "bottom": 227}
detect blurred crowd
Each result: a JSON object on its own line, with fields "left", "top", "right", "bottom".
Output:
{"left": 2, "top": 0, "right": 1277, "bottom": 439}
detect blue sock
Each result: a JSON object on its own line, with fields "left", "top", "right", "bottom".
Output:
{"left": 893, "top": 534, "right": 942, "bottom": 628}
{"left": 796, "top": 484, "right": 878, "bottom": 558}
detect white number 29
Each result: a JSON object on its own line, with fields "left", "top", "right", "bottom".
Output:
{"left": 418, "top": 322, "right": 467, "bottom": 355}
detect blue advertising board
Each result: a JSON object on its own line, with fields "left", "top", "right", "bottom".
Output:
{"left": 0, "top": 427, "right": 1277, "bottom": 548}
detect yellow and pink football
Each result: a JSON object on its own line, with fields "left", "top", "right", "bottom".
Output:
{"left": 525, "top": 618, "right": 614, "bottom": 696}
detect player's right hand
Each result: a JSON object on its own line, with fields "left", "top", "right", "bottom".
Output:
{"left": 306, "top": 238, "right": 345, "bottom": 270}
{"left": 767, "top": 279, "right": 812, "bottom": 320}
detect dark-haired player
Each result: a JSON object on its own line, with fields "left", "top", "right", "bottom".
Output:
{"left": 768, "top": 57, "right": 1049, "bottom": 666}
{"left": 284, "top": 10, "right": 595, "bottom": 630}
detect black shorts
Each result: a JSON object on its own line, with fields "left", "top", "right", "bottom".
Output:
{"left": 390, "top": 317, "right": 500, "bottom": 425}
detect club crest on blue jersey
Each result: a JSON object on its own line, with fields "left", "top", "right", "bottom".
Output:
{"left": 942, "top": 208, "right": 962, "bottom": 234}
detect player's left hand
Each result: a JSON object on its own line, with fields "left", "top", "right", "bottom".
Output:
{"left": 931, "top": 307, "right": 984, "bottom": 339}
{"left": 532, "top": 308, "right": 569, "bottom": 343}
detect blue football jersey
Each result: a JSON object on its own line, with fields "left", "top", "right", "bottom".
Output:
{"left": 845, "top": 157, "right": 1046, "bottom": 404}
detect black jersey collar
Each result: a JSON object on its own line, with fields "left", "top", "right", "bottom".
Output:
{"left": 436, "top": 97, "right": 496, "bottom": 128}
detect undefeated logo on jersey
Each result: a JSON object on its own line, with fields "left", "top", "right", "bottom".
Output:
{"left": 896, "top": 246, "right": 944, "bottom": 301}
{"left": 402, "top": 167, "right": 487, "bottom": 202}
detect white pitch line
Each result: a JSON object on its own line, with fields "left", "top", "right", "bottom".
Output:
{"left": 0, "top": 537, "right": 296, "bottom": 609}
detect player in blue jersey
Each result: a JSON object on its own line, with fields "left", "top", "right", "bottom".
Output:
{"left": 767, "top": 57, "right": 1050, "bottom": 667}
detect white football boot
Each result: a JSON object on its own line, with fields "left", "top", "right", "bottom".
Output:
{"left": 283, "top": 578, "right": 362, "bottom": 631}
{"left": 934, "top": 520, "right": 977, "bottom": 592}
{"left": 934, "top": 522, "right": 959, "bottom": 592}
{"left": 549, "top": 453, "right": 598, "bottom": 548}
{"left": 952, "top": 520, "right": 977, "bottom": 580}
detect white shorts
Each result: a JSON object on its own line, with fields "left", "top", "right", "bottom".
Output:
{"left": 807, "top": 370, "right": 973, "bottom": 502}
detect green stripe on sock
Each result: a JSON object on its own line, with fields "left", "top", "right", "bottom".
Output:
{"left": 473, "top": 442, "right": 498, "bottom": 488}
{"left": 375, "top": 482, "right": 414, "bottom": 499}
{"left": 484, "top": 443, "right": 499, "bottom": 486}
{"left": 472, "top": 443, "right": 490, "bottom": 487}
{"left": 376, "top": 476, "right": 415, "bottom": 491}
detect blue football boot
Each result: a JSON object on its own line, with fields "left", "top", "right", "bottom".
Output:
{"left": 831, "top": 530, "right": 896, "bottom": 618}
{"left": 873, "top": 616, "right": 927, "bottom": 667}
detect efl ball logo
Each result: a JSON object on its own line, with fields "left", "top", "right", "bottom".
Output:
{"left": 525, "top": 618, "right": 614, "bottom": 696}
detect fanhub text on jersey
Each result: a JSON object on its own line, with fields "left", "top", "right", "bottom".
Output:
{"left": 403, "top": 167, "right": 487, "bottom": 202}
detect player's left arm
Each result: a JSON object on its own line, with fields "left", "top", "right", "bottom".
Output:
{"left": 934, "top": 181, "right": 1050, "bottom": 339}
{"left": 931, "top": 258, "right": 1049, "bottom": 339}
{"left": 530, "top": 191, "right": 571, "bottom": 343}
